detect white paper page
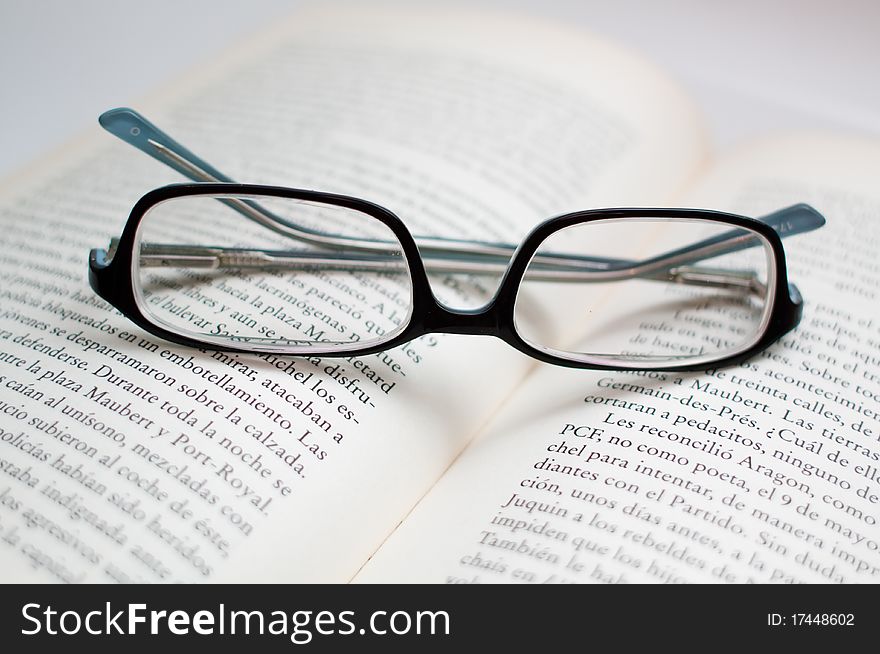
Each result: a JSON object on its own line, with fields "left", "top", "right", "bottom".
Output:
{"left": 356, "top": 133, "right": 880, "bottom": 583}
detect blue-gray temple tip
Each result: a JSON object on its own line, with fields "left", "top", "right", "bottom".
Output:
{"left": 760, "top": 203, "right": 826, "bottom": 236}
{"left": 98, "top": 107, "right": 157, "bottom": 151}
{"left": 98, "top": 107, "right": 232, "bottom": 183}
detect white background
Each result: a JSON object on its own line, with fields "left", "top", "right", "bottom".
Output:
{"left": 1, "top": 0, "right": 878, "bottom": 179}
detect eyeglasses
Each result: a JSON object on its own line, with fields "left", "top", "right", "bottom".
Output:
{"left": 89, "top": 108, "right": 824, "bottom": 371}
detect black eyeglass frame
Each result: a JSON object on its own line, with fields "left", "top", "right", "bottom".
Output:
{"left": 89, "top": 182, "right": 804, "bottom": 373}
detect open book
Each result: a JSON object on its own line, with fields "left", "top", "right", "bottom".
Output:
{"left": 1, "top": 6, "right": 877, "bottom": 584}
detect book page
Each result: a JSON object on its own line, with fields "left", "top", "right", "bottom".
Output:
{"left": 0, "top": 6, "right": 706, "bottom": 582}
{"left": 356, "top": 133, "right": 880, "bottom": 583}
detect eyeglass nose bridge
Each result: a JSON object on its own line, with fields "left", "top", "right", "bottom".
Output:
{"left": 422, "top": 300, "right": 501, "bottom": 337}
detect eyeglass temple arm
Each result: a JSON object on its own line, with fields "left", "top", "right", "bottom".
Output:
{"left": 99, "top": 108, "right": 821, "bottom": 294}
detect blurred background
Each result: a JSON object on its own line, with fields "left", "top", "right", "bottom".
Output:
{"left": 1, "top": 0, "right": 878, "bottom": 179}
